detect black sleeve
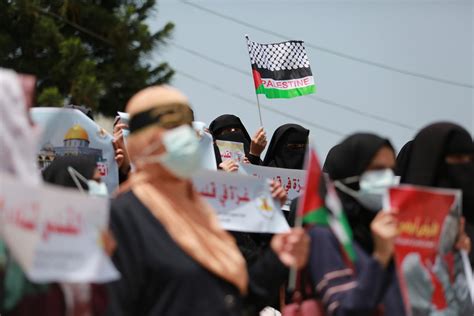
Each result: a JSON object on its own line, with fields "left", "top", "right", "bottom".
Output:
{"left": 106, "top": 198, "right": 144, "bottom": 316}
{"left": 118, "top": 166, "right": 130, "bottom": 184}
{"left": 247, "top": 154, "right": 262, "bottom": 166}
{"left": 244, "top": 248, "right": 288, "bottom": 314}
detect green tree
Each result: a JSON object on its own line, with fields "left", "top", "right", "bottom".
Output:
{"left": 0, "top": 0, "right": 174, "bottom": 115}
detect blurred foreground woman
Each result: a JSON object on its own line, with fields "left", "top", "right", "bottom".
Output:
{"left": 106, "top": 86, "right": 309, "bottom": 316}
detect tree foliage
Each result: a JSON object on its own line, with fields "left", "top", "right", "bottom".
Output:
{"left": 0, "top": 0, "right": 174, "bottom": 115}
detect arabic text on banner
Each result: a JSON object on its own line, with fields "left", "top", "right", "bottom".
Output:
{"left": 0, "top": 173, "right": 120, "bottom": 283}
{"left": 239, "top": 163, "right": 306, "bottom": 211}
{"left": 192, "top": 170, "right": 289, "bottom": 233}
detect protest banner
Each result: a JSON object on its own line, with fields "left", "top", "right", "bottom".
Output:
{"left": 0, "top": 173, "right": 119, "bottom": 283}
{"left": 31, "top": 108, "right": 119, "bottom": 194}
{"left": 239, "top": 163, "right": 306, "bottom": 211}
{"left": 387, "top": 185, "right": 474, "bottom": 315}
{"left": 215, "top": 140, "right": 245, "bottom": 163}
{"left": 192, "top": 170, "right": 290, "bottom": 233}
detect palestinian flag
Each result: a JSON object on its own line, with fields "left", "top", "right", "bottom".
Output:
{"left": 246, "top": 36, "right": 316, "bottom": 99}
{"left": 297, "top": 146, "right": 356, "bottom": 262}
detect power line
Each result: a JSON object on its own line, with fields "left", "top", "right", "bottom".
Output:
{"left": 174, "top": 68, "right": 346, "bottom": 137}
{"left": 170, "top": 42, "right": 415, "bottom": 130}
{"left": 180, "top": 0, "right": 473, "bottom": 89}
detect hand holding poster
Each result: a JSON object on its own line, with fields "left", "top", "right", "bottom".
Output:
{"left": 387, "top": 185, "right": 474, "bottom": 316}
{"left": 0, "top": 173, "right": 119, "bottom": 283}
{"left": 31, "top": 108, "right": 119, "bottom": 194}
{"left": 239, "top": 163, "right": 306, "bottom": 210}
{"left": 216, "top": 140, "right": 245, "bottom": 163}
{"left": 192, "top": 170, "right": 290, "bottom": 233}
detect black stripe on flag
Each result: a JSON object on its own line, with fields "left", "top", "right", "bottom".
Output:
{"left": 252, "top": 66, "right": 313, "bottom": 81}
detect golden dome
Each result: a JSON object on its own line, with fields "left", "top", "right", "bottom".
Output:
{"left": 64, "top": 124, "right": 89, "bottom": 141}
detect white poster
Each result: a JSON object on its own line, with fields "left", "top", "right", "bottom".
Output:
{"left": 31, "top": 108, "right": 119, "bottom": 194}
{"left": 0, "top": 173, "right": 119, "bottom": 283}
{"left": 239, "top": 164, "right": 306, "bottom": 211}
{"left": 216, "top": 140, "right": 245, "bottom": 163}
{"left": 192, "top": 170, "right": 290, "bottom": 233}
{"left": 198, "top": 133, "right": 218, "bottom": 170}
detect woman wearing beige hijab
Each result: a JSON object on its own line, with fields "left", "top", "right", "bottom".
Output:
{"left": 106, "top": 86, "right": 309, "bottom": 316}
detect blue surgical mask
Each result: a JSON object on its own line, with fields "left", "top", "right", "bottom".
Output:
{"left": 335, "top": 169, "right": 399, "bottom": 212}
{"left": 139, "top": 125, "right": 203, "bottom": 179}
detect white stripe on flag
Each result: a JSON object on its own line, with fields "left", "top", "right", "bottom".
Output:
{"left": 260, "top": 76, "right": 314, "bottom": 90}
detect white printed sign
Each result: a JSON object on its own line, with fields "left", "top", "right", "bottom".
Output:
{"left": 31, "top": 108, "right": 119, "bottom": 194}
{"left": 192, "top": 170, "right": 290, "bottom": 233}
{"left": 239, "top": 164, "right": 306, "bottom": 211}
{"left": 0, "top": 173, "right": 119, "bottom": 283}
{"left": 199, "top": 133, "right": 218, "bottom": 170}
{"left": 216, "top": 140, "right": 245, "bottom": 163}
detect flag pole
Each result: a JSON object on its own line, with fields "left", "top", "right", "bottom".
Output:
{"left": 245, "top": 34, "right": 264, "bottom": 127}
{"left": 255, "top": 93, "right": 263, "bottom": 126}
{"left": 287, "top": 143, "right": 310, "bottom": 292}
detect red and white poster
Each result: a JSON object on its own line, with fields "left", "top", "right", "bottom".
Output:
{"left": 387, "top": 185, "right": 474, "bottom": 316}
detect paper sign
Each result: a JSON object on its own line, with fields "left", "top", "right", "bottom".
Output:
{"left": 240, "top": 163, "right": 306, "bottom": 211}
{"left": 388, "top": 185, "right": 474, "bottom": 315}
{"left": 199, "top": 133, "right": 218, "bottom": 170}
{"left": 216, "top": 140, "right": 245, "bottom": 163}
{"left": 31, "top": 108, "right": 119, "bottom": 194}
{"left": 0, "top": 173, "right": 119, "bottom": 283}
{"left": 192, "top": 170, "right": 290, "bottom": 233}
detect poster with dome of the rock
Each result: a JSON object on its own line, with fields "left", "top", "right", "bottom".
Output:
{"left": 30, "top": 108, "right": 118, "bottom": 194}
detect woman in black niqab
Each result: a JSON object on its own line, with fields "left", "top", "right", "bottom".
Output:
{"left": 399, "top": 122, "right": 474, "bottom": 223}
{"left": 263, "top": 124, "right": 309, "bottom": 170}
{"left": 209, "top": 114, "right": 263, "bottom": 165}
{"left": 397, "top": 122, "right": 474, "bottom": 267}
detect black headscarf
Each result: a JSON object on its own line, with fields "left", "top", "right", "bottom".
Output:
{"left": 323, "top": 133, "right": 395, "bottom": 253}
{"left": 263, "top": 124, "right": 309, "bottom": 170}
{"left": 42, "top": 155, "right": 97, "bottom": 190}
{"left": 399, "top": 122, "right": 474, "bottom": 223}
{"left": 395, "top": 140, "right": 413, "bottom": 182}
{"left": 209, "top": 114, "right": 252, "bottom": 155}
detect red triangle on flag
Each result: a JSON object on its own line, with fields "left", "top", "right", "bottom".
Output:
{"left": 252, "top": 69, "right": 263, "bottom": 89}
{"left": 297, "top": 148, "right": 324, "bottom": 220}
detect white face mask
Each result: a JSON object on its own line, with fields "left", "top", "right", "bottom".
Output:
{"left": 335, "top": 168, "right": 399, "bottom": 212}
{"left": 138, "top": 125, "right": 203, "bottom": 179}
{"left": 87, "top": 180, "right": 109, "bottom": 197}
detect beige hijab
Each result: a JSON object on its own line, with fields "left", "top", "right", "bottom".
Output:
{"left": 124, "top": 86, "right": 248, "bottom": 294}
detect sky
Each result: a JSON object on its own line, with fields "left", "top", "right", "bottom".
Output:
{"left": 146, "top": 0, "right": 473, "bottom": 159}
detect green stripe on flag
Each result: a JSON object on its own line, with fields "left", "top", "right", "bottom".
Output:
{"left": 302, "top": 206, "right": 330, "bottom": 225}
{"left": 335, "top": 212, "right": 357, "bottom": 262}
{"left": 256, "top": 84, "right": 316, "bottom": 99}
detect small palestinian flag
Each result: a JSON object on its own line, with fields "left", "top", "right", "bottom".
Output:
{"left": 298, "top": 146, "right": 356, "bottom": 262}
{"left": 246, "top": 36, "right": 316, "bottom": 99}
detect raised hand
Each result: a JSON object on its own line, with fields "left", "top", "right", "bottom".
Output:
{"left": 371, "top": 210, "right": 398, "bottom": 267}
{"left": 219, "top": 159, "right": 239, "bottom": 173}
{"left": 271, "top": 227, "right": 310, "bottom": 269}
{"left": 250, "top": 127, "right": 267, "bottom": 157}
